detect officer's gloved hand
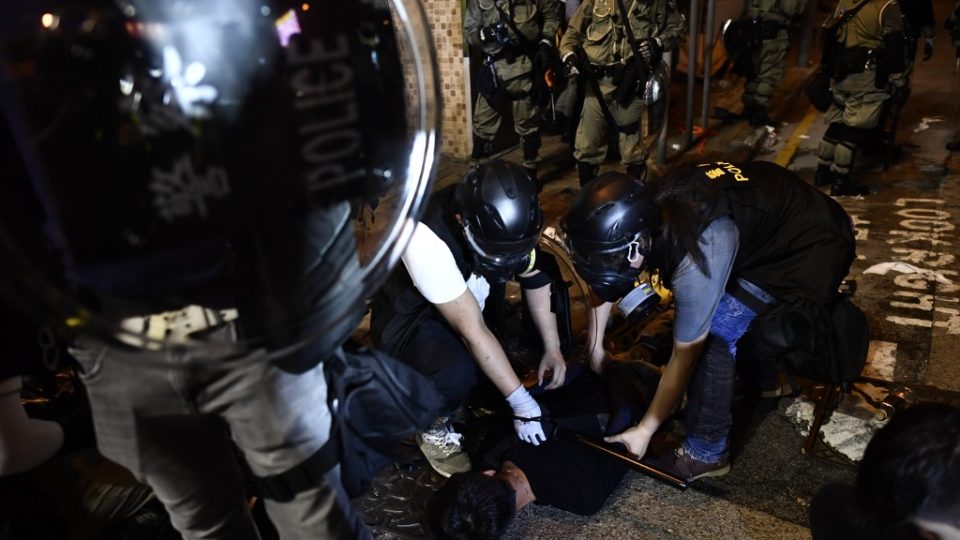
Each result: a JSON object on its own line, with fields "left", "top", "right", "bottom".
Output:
{"left": 480, "top": 22, "right": 509, "bottom": 45}
{"left": 562, "top": 53, "right": 582, "bottom": 78}
{"left": 634, "top": 37, "right": 663, "bottom": 64}
{"left": 533, "top": 40, "right": 554, "bottom": 69}
{"left": 923, "top": 38, "right": 935, "bottom": 61}
{"left": 506, "top": 385, "right": 547, "bottom": 446}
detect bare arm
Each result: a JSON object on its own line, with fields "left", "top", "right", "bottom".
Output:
{"left": 605, "top": 336, "right": 706, "bottom": 459}
{"left": 586, "top": 294, "right": 614, "bottom": 373}
{"left": 0, "top": 377, "right": 63, "bottom": 476}
{"left": 523, "top": 276, "right": 566, "bottom": 389}
{"left": 435, "top": 289, "right": 523, "bottom": 397}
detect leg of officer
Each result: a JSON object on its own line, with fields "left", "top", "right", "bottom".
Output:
{"left": 206, "top": 350, "right": 370, "bottom": 540}
{"left": 609, "top": 78, "right": 647, "bottom": 182}
{"left": 816, "top": 96, "right": 845, "bottom": 185}
{"left": 504, "top": 59, "right": 541, "bottom": 175}
{"left": 473, "top": 93, "right": 502, "bottom": 160}
{"left": 574, "top": 76, "right": 608, "bottom": 187}
{"left": 71, "top": 341, "right": 262, "bottom": 540}
{"left": 744, "top": 36, "right": 789, "bottom": 125}
{"left": 398, "top": 317, "right": 479, "bottom": 414}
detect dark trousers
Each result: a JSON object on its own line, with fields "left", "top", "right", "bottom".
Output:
{"left": 397, "top": 317, "right": 479, "bottom": 416}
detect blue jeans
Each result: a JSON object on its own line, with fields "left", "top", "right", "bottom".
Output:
{"left": 682, "top": 279, "right": 775, "bottom": 464}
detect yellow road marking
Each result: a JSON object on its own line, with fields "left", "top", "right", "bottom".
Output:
{"left": 774, "top": 106, "right": 819, "bottom": 167}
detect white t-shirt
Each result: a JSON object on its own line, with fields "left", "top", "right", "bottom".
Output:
{"left": 401, "top": 222, "right": 490, "bottom": 310}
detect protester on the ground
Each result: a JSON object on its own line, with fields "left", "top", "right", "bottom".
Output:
{"left": 371, "top": 159, "right": 567, "bottom": 477}
{"left": 809, "top": 403, "right": 960, "bottom": 540}
{"left": 427, "top": 362, "right": 660, "bottom": 538}
{"left": 559, "top": 0, "right": 683, "bottom": 186}
{"left": 464, "top": 0, "right": 562, "bottom": 186}
{"left": 560, "top": 161, "right": 855, "bottom": 483}
{"left": 814, "top": 0, "right": 907, "bottom": 196}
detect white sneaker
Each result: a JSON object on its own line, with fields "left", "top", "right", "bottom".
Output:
{"left": 416, "top": 417, "right": 472, "bottom": 478}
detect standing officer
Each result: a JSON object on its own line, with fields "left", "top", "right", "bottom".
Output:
{"left": 559, "top": 0, "right": 683, "bottom": 187}
{"left": 727, "top": 0, "right": 807, "bottom": 126}
{"left": 465, "top": 0, "right": 562, "bottom": 185}
{"left": 815, "top": 0, "right": 907, "bottom": 196}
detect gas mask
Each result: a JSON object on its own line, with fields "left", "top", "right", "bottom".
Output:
{"left": 462, "top": 219, "right": 536, "bottom": 283}
{"left": 563, "top": 230, "right": 653, "bottom": 304}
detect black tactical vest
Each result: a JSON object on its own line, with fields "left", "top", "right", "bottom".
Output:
{"left": 698, "top": 160, "right": 855, "bottom": 304}
{"left": 369, "top": 186, "right": 474, "bottom": 355}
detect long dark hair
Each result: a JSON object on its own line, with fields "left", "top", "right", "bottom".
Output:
{"left": 647, "top": 165, "right": 724, "bottom": 288}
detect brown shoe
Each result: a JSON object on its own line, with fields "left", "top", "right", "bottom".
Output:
{"left": 648, "top": 446, "right": 731, "bottom": 483}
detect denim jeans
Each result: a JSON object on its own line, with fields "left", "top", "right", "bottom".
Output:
{"left": 73, "top": 330, "right": 370, "bottom": 540}
{"left": 682, "top": 279, "right": 775, "bottom": 464}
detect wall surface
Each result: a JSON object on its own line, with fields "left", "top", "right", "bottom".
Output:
{"left": 419, "top": 0, "right": 470, "bottom": 160}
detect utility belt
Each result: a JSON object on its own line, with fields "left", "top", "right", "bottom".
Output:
{"left": 832, "top": 46, "right": 878, "bottom": 82}
{"left": 119, "top": 305, "right": 239, "bottom": 348}
{"left": 590, "top": 63, "right": 625, "bottom": 80}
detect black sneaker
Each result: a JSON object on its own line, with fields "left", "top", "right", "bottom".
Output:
{"left": 830, "top": 181, "right": 870, "bottom": 197}
{"left": 648, "top": 446, "right": 731, "bottom": 483}
{"left": 814, "top": 164, "right": 834, "bottom": 187}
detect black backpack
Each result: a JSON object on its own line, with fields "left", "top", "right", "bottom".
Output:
{"left": 747, "top": 294, "right": 869, "bottom": 384}
{"left": 255, "top": 344, "right": 443, "bottom": 500}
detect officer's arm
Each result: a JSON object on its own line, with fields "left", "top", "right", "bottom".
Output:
{"left": 559, "top": 0, "right": 590, "bottom": 59}
{"left": 539, "top": 0, "right": 562, "bottom": 42}
{"left": 436, "top": 289, "right": 525, "bottom": 398}
{"left": 521, "top": 271, "right": 566, "bottom": 388}
{"left": 586, "top": 293, "right": 614, "bottom": 373}
{"left": 633, "top": 335, "right": 707, "bottom": 439}
{"left": 656, "top": 0, "right": 685, "bottom": 51}
{"left": 464, "top": 1, "right": 484, "bottom": 48}
{"left": 881, "top": 0, "right": 908, "bottom": 83}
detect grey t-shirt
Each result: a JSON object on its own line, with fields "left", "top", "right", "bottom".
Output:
{"left": 671, "top": 217, "right": 739, "bottom": 343}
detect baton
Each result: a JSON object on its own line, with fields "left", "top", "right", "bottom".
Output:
{"left": 556, "top": 427, "right": 688, "bottom": 490}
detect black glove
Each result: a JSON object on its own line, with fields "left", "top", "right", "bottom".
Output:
{"left": 563, "top": 54, "right": 582, "bottom": 78}
{"left": 634, "top": 37, "right": 662, "bottom": 65}
{"left": 533, "top": 41, "right": 555, "bottom": 70}
{"left": 923, "top": 38, "right": 934, "bottom": 61}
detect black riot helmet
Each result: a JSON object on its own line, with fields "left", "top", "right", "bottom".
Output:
{"left": 561, "top": 172, "right": 659, "bottom": 302}
{"left": 454, "top": 160, "right": 544, "bottom": 283}
{"left": 0, "top": 0, "right": 440, "bottom": 358}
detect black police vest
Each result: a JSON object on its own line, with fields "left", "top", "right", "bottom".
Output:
{"left": 369, "top": 186, "right": 475, "bottom": 355}
{"left": 700, "top": 161, "right": 855, "bottom": 304}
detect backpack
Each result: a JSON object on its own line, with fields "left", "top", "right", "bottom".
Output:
{"left": 255, "top": 344, "right": 444, "bottom": 500}
{"left": 747, "top": 294, "right": 869, "bottom": 384}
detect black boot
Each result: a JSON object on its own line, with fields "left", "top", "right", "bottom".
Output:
{"left": 471, "top": 136, "right": 493, "bottom": 161}
{"left": 748, "top": 104, "right": 774, "bottom": 127}
{"left": 626, "top": 163, "right": 648, "bottom": 183}
{"left": 577, "top": 162, "right": 598, "bottom": 188}
{"left": 814, "top": 164, "right": 834, "bottom": 187}
{"left": 830, "top": 173, "right": 870, "bottom": 197}
{"left": 521, "top": 132, "right": 541, "bottom": 164}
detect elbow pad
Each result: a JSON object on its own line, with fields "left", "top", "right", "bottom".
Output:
{"left": 883, "top": 31, "right": 907, "bottom": 73}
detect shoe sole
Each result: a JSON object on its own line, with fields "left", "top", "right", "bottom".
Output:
{"left": 688, "top": 463, "right": 731, "bottom": 482}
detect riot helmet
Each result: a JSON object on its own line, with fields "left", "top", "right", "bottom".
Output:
{"left": 455, "top": 160, "right": 544, "bottom": 283}
{"left": 0, "top": 0, "right": 440, "bottom": 359}
{"left": 561, "top": 172, "right": 658, "bottom": 303}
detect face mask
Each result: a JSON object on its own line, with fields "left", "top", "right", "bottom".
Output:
{"left": 472, "top": 250, "right": 534, "bottom": 283}
{"left": 573, "top": 261, "right": 639, "bottom": 303}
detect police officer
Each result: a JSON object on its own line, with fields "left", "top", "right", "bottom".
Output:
{"left": 0, "top": 1, "right": 441, "bottom": 538}
{"left": 559, "top": 0, "right": 683, "bottom": 186}
{"left": 465, "top": 0, "right": 562, "bottom": 184}
{"left": 815, "top": 0, "right": 907, "bottom": 196}
{"left": 371, "top": 160, "right": 566, "bottom": 477}
{"left": 729, "top": 0, "right": 807, "bottom": 126}
{"left": 561, "top": 162, "right": 855, "bottom": 482}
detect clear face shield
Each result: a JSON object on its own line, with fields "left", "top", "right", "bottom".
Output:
{"left": 0, "top": 0, "right": 440, "bottom": 361}
{"left": 461, "top": 219, "right": 541, "bottom": 283}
